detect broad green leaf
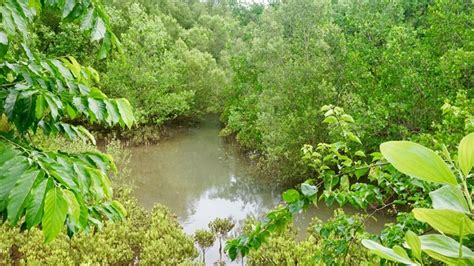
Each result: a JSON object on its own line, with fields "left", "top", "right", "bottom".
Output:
{"left": 419, "top": 234, "right": 474, "bottom": 259}
{"left": 323, "top": 116, "right": 337, "bottom": 124}
{"left": 0, "top": 153, "right": 29, "bottom": 211}
{"left": 362, "top": 240, "right": 417, "bottom": 265}
{"left": 301, "top": 183, "right": 317, "bottom": 197}
{"left": 430, "top": 185, "right": 469, "bottom": 214}
{"left": 115, "top": 98, "right": 134, "bottom": 128}
{"left": 380, "top": 141, "right": 457, "bottom": 185}
{"left": 405, "top": 230, "right": 422, "bottom": 261}
{"left": 87, "top": 98, "right": 106, "bottom": 122}
{"left": 104, "top": 100, "right": 120, "bottom": 125}
{"left": 282, "top": 189, "right": 300, "bottom": 203}
{"left": 341, "top": 114, "right": 355, "bottom": 123}
{"left": 25, "top": 178, "right": 48, "bottom": 228}
{"left": 458, "top": 133, "right": 474, "bottom": 176}
{"left": 7, "top": 170, "right": 40, "bottom": 225}
{"left": 42, "top": 187, "right": 68, "bottom": 242}
{"left": 392, "top": 245, "right": 410, "bottom": 260}
{"left": 413, "top": 208, "right": 474, "bottom": 236}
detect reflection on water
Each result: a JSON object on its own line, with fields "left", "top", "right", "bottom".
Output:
{"left": 129, "top": 115, "right": 390, "bottom": 265}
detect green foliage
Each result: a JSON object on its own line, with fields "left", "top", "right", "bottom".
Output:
{"left": 220, "top": 0, "right": 473, "bottom": 180}
{"left": 102, "top": 1, "right": 230, "bottom": 127}
{"left": 363, "top": 133, "right": 474, "bottom": 264}
{"left": 0, "top": 0, "right": 135, "bottom": 241}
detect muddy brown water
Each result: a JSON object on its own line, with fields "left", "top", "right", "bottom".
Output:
{"left": 128, "top": 115, "right": 391, "bottom": 265}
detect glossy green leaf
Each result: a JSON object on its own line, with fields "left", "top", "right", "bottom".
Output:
{"left": 323, "top": 116, "right": 337, "bottom": 124}
{"left": 458, "top": 133, "right": 474, "bottom": 176}
{"left": 430, "top": 185, "right": 469, "bottom": 214}
{"left": 42, "top": 187, "right": 68, "bottom": 243}
{"left": 115, "top": 98, "right": 134, "bottom": 128}
{"left": 413, "top": 208, "right": 474, "bottom": 236}
{"left": 282, "top": 189, "right": 300, "bottom": 203}
{"left": 7, "top": 170, "right": 40, "bottom": 225}
{"left": 362, "top": 240, "right": 417, "bottom": 265}
{"left": 0, "top": 150, "right": 29, "bottom": 212}
{"left": 380, "top": 141, "right": 457, "bottom": 185}
{"left": 25, "top": 178, "right": 48, "bottom": 228}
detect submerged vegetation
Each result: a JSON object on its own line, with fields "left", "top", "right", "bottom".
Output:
{"left": 0, "top": 0, "right": 472, "bottom": 265}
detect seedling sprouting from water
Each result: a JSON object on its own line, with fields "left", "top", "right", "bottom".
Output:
{"left": 194, "top": 229, "right": 216, "bottom": 264}
{"left": 209, "top": 217, "right": 235, "bottom": 263}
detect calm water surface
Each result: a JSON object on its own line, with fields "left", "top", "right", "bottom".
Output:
{"left": 128, "top": 116, "right": 390, "bottom": 265}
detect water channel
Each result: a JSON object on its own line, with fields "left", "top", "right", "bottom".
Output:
{"left": 128, "top": 115, "right": 390, "bottom": 265}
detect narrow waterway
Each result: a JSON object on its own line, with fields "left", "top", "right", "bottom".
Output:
{"left": 128, "top": 115, "right": 391, "bottom": 265}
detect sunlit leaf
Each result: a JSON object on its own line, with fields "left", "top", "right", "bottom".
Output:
{"left": 458, "top": 133, "right": 474, "bottom": 176}
{"left": 362, "top": 240, "right": 417, "bottom": 265}
{"left": 430, "top": 185, "right": 469, "bottom": 214}
{"left": 405, "top": 230, "right": 422, "bottom": 261}
{"left": 413, "top": 208, "right": 474, "bottom": 236}
{"left": 380, "top": 141, "right": 457, "bottom": 185}
{"left": 7, "top": 170, "right": 40, "bottom": 225}
{"left": 419, "top": 234, "right": 474, "bottom": 259}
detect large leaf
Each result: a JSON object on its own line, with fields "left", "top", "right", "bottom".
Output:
{"left": 413, "top": 208, "right": 474, "bottom": 236}
{"left": 0, "top": 147, "right": 29, "bottom": 211}
{"left": 419, "top": 234, "right": 474, "bottom": 259}
{"left": 42, "top": 187, "right": 68, "bottom": 242}
{"left": 458, "top": 133, "right": 474, "bottom": 176}
{"left": 430, "top": 185, "right": 470, "bottom": 214}
{"left": 7, "top": 170, "right": 40, "bottom": 225}
{"left": 25, "top": 178, "right": 48, "bottom": 228}
{"left": 362, "top": 240, "right": 417, "bottom": 265}
{"left": 115, "top": 98, "right": 134, "bottom": 128}
{"left": 380, "top": 141, "right": 457, "bottom": 185}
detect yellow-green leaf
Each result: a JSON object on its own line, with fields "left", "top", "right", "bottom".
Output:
{"left": 413, "top": 208, "right": 474, "bottom": 236}
{"left": 458, "top": 133, "right": 474, "bottom": 176}
{"left": 42, "top": 187, "right": 68, "bottom": 243}
{"left": 380, "top": 141, "right": 457, "bottom": 185}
